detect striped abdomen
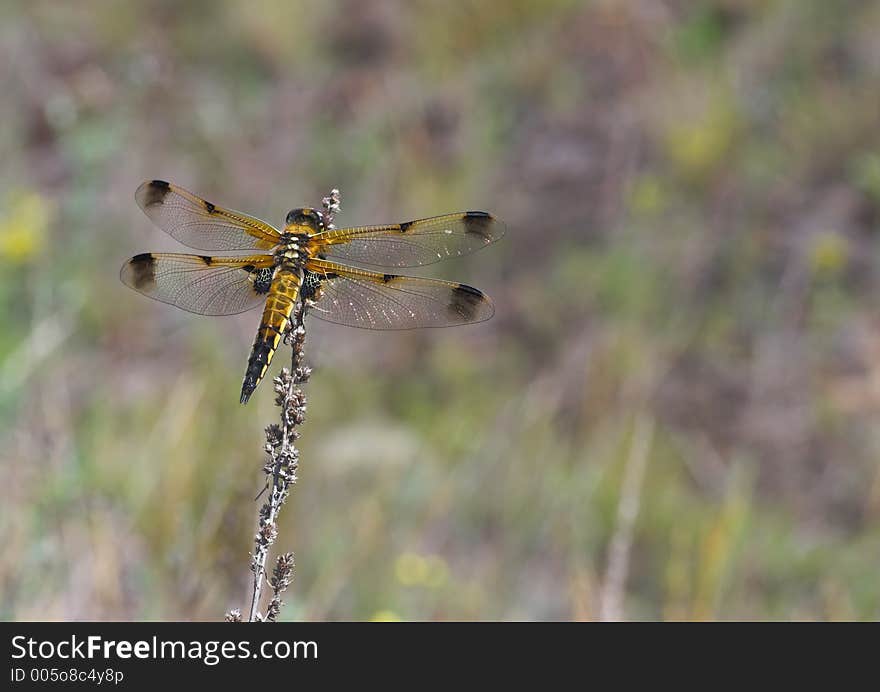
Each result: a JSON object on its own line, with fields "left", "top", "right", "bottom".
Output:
{"left": 240, "top": 269, "right": 301, "bottom": 404}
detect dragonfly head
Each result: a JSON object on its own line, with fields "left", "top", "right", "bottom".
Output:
{"left": 284, "top": 207, "right": 323, "bottom": 233}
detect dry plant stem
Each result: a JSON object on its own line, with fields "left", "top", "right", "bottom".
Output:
{"left": 599, "top": 415, "right": 655, "bottom": 622}
{"left": 247, "top": 309, "right": 309, "bottom": 622}
{"left": 235, "top": 188, "right": 339, "bottom": 624}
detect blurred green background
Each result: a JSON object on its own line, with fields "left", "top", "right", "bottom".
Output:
{"left": 2, "top": 0, "right": 880, "bottom": 621}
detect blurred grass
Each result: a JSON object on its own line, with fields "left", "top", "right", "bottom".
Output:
{"left": 2, "top": 0, "right": 880, "bottom": 620}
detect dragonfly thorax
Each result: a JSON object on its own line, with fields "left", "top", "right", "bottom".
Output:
{"left": 273, "top": 234, "right": 307, "bottom": 264}
{"left": 270, "top": 234, "right": 313, "bottom": 286}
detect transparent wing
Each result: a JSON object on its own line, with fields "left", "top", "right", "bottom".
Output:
{"left": 311, "top": 211, "right": 505, "bottom": 268}
{"left": 120, "top": 253, "right": 274, "bottom": 315}
{"left": 135, "top": 180, "right": 280, "bottom": 251}
{"left": 302, "top": 258, "right": 494, "bottom": 329}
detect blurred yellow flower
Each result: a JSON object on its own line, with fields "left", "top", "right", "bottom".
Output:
{"left": 395, "top": 552, "right": 450, "bottom": 588}
{"left": 628, "top": 175, "right": 667, "bottom": 216}
{"left": 395, "top": 552, "right": 429, "bottom": 586}
{"left": 810, "top": 232, "right": 848, "bottom": 277}
{"left": 424, "top": 555, "right": 450, "bottom": 589}
{"left": 0, "top": 191, "right": 51, "bottom": 263}
{"left": 370, "top": 610, "right": 402, "bottom": 622}
{"left": 665, "top": 99, "right": 738, "bottom": 180}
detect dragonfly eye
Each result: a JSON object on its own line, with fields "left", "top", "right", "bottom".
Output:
{"left": 285, "top": 207, "right": 321, "bottom": 230}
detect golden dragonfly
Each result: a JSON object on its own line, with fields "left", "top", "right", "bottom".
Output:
{"left": 121, "top": 180, "right": 504, "bottom": 404}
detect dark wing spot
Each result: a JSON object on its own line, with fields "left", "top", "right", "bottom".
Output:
{"left": 301, "top": 270, "right": 320, "bottom": 300}
{"left": 382, "top": 273, "right": 396, "bottom": 283}
{"left": 141, "top": 180, "right": 171, "bottom": 207}
{"left": 199, "top": 255, "right": 213, "bottom": 265}
{"left": 253, "top": 267, "right": 274, "bottom": 295}
{"left": 129, "top": 253, "right": 156, "bottom": 289}
{"left": 448, "top": 283, "right": 486, "bottom": 322}
{"left": 301, "top": 269, "right": 336, "bottom": 300}
{"left": 204, "top": 200, "right": 216, "bottom": 213}
{"left": 463, "top": 211, "right": 494, "bottom": 240}
{"left": 399, "top": 221, "right": 412, "bottom": 233}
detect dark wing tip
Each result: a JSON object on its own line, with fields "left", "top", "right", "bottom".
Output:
{"left": 463, "top": 211, "right": 505, "bottom": 242}
{"left": 121, "top": 253, "right": 157, "bottom": 290}
{"left": 135, "top": 179, "right": 172, "bottom": 209}
{"left": 449, "top": 283, "right": 494, "bottom": 323}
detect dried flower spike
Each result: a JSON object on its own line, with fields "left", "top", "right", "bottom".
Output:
{"left": 238, "top": 188, "right": 340, "bottom": 623}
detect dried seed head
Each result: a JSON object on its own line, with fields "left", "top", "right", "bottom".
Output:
{"left": 271, "top": 552, "right": 295, "bottom": 590}
{"left": 321, "top": 188, "right": 341, "bottom": 230}
{"left": 257, "top": 522, "right": 278, "bottom": 546}
{"left": 265, "top": 424, "right": 282, "bottom": 445}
